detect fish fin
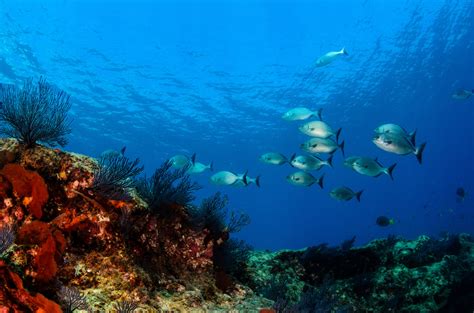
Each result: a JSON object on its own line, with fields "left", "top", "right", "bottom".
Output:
{"left": 326, "top": 154, "right": 334, "bottom": 168}
{"left": 209, "top": 162, "right": 214, "bottom": 171}
{"left": 243, "top": 170, "right": 249, "bottom": 185}
{"left": 255, "top": 175, "right": 261, "bottom": 188}
{"left": 386, "top": 163, "right": 397, "bottom": 180}
{"left": 341, "top": 47, "right": 349, "bottom": 55}
{"left": 415, "top": 142, "right": 427, "bottom": 164}
{"left": 290, "top": 153, "right": 296, "bottom": 163}
{"left": 317, "top": 174, "right": 325, "bottom": 189}
{"left": 409, "top": 129, "right": 417, "bottom": 146}
{"left": 191, "top": 153, "right": 196, "bottom": 165}
{"left": 355, "top": 190, "right": 363, "bottom": 202}
{"left": 120, "top": 146, "right": 126, "bottom": 156}
{"left": 336, "top": 128, "right": 342, "bottom": 143}
{"left": 339, "top": 140, "right": 345, "bottom": 158}
{"left": 315, "top": 108, "right": 323, "bottom": 121}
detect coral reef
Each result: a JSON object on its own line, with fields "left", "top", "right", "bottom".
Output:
{"left": 0, "top": 137, "right": 472, "bottom": 312}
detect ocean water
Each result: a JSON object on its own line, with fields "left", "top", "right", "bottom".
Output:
{"left": 0, "top": 0, "right": 472, "bottom": 251}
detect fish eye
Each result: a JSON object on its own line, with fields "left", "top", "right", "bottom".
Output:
{"left": 312, "top": 144, "right": 317, "bottom": 148}
{"left": 295, "top": 177, "right": 300, "bottom": 181}
{"left": 310, "top": 128, "right": 315, "bottom": 131}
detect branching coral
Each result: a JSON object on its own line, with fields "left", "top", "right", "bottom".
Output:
{"left": 135, "top": 160, "right": 200, "bottom": 214}
{"left": 91, "top": 152, "right": 143, "bottom": 200}
{"left": 0, "top": 224, "right": 15, "bottom": 256}
{"left": 0, "top": 78, "right": 72, "bottom": 148}
{"left": 188, "top": 192, "right": 250, "bottom": 235}
{"left": 57, "top": 285, "right": 88, "bottom": 313}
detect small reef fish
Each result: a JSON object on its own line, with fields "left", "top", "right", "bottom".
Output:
{"left": 233, "top": 173, "right": 261, "bottom": 188}
{"left": 169, "top": 154, "right": 192, "bottom": 169}
{"left": 344, "top": 156, "right": 396, "bottom": 180}
{"left": 376, "top": 216, "right": 395, "bottom": 227}
{"left": 299, "top": 120, "right": 342, "bottom": 140}
{"left": 456, "top": 187, "right": 466, "bottom": 203}
{"left": 300, "top": 137, "right": 345, "bottom": 156}
{"left": 373, "top": 132, "right": 426, "bottom": 164}
{"left": 452, "top": 89, "right": 473, "bottom": 100}
{"left": 290, "top": 154, "right": 333, "bottom": 171}
{"left": 286, "top": 171, "right": 324, "bottom": 188}
{"left": 100, "top": 146, "right": 126, "bottom": 158}
{"left": 259, "top": 152, "right": 288, "bottom": 165}
{"left": 374, "top": 123, "right": 416, "bottom": 145}
{"left": 282, "top": 107, "right": 322, "bottom": 121}
{"left": 315, "top": 48, "right": 348, "bottom": 67}
{"left": 330, "top": 187, "right": 363, "bottom": 202}
{"left": 187, "top": 154, "right": 213, "bottom": 174}
{"left": 210, "top": 171, "right": 246, "bottom": 186}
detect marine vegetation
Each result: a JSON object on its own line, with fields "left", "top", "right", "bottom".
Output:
{"left": 136, "top": 160, "right": 200, "bottom": 215}
{"left": 112, "top": 300, "right": 139, "bottom": 313}
{"left": 0, "top": 77, "right": 72, "bottom": 148}
{"left": 0, "top": 223, "right": 15, "bottom": 257}
{"left": 91, "top": 151, "right": 144, "bottom": 200}
{"left": 57, "top": 285, "right": 89, "bottom": 313}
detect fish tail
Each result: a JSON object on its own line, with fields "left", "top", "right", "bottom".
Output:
{"left": 315, "top": 108, "right": 323, "bottom": 121}
{"left": 336, "top": 128, "right": 342, "bottom": 143}
{"left": 355, "top": 190, "right": 364, "bottom": 202}
{"left": 317, "top": 174, "right": 325, "bottom": 189}
{"left": 339, "top": 140, "right": 345, "bottom": 157}
{"left": 409, "top": 129, "right": 417, "bottom": 146}
{"left": 209, "top": 161, "right": 214, "bottom": 171}
{"left": 243, "top": 170, "right": 249, "bottom": 185}
{"left": 415, "top": 142, "right": 427, "bottom": 164}
{"left": 341, "top": 47, "right": 349, "bottom": 55}
{"left": 255, "top": 175, "right": 261, "bottom": 188}
{"left": 191, "top": 153, "right": 196, "bottom": 165}
{"left": 326, "top": 154, "right": 334, "bottom": 168}
{"left": 386, "top": 163, "right": 397, "bottom": 180}
{"left": 289, "top": 153, "right": 296, "bottom": 165}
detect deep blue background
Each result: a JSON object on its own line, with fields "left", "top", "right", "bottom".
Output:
{"left": 0, "top": 0, "right": 473, "bottom": 250}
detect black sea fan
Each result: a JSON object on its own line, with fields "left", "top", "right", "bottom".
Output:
{"left": 0, "top": 224, "right": 15, "bottom": 256}
{"left": 135, "top": 160, "right": 200, "bottom": 214}
{"left": 188, "top": 192, "right": 250, "bottom": 235}
{"left": 0, "top": 77, "right": 72, "bottom": 148}
{"left": 92, "top": 152, "right": 144, "bottom": 200}
{"left": 57, "top": 285, "right": 88, "bottom": 313}
{"left": 113, "top": 300, "right": 139, "bottom": 313}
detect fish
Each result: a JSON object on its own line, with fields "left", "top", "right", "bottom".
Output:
{"left": 210, "top": 171, "right": 245, "bottom": 186}
{"left": 452, "top": 89, "right": 473, "bottom": 100}
{"left": 290, "top": 154, "right": 333, "bottom": 171}
{"left": 344, "top": 156, "right": 396, "bottom": 180}
{"left": 299, "top": 121, "right": 342, "bottom": 140}
{"left": 315, "top": 48, "right": 348, "bottom": 67}
{"left": 373, "top": 132, "right": 426, "bottom": 164}
{"left": 300, "top": 137, "right": 345, "bottom": 156}
{"left": 187, "top": 154, "right": 213, "bottom": 174}
{"left": 233, "top": 173, "right": 261, "bottom": 188}
{"left": 376, "top": 216, "right": 395, "bottom": 227}
{"left": 282, "top": 107, "right": 322, "bottom": 121}
{"left": 286, "top": 171, "right": 324, "bottom": 188}
{"left": 100, "top": 146, "right": 126, "bottom": 158}
{"left": 330, "top": 187, "right": 363, "bottom": 202}
{"left": 374, "top": 123, "right": 416, "bottom": 145}
{"left": 169, "top": 154, "right": 192, "bottom": 169}
{"left": 456, "top": 187, "right": 466, "bottom": 203}
{"left": 259, "top": 152, "right": 288, "bottom": 165}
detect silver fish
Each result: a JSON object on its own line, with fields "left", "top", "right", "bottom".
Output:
{"left": 344, "top": 156, "right": 396, "bottom": 180}
{"left": 374, "top": 123, "right": 416, "bottom": 145}
{"left": 290, "top": 154, "right": 333, "bottom": 171}
{"left": 299, "top": 120, "right": 342, "bottom": 140}
{"left": 259, "top": 152, "right": 288, "bottom": 165}
{"left": 315, "top": 48, "right": 348, "bottom": 67}
{"left": 286, "top": 171, "right": 324, "bottom": 188}
{"left": 282, "top": 107, "right": 322, "bottom": 121}
{"left": 373, "top": 132, "right": 426, "bottom": 164}
{"left": 210, "top": 171, "right": 245, "bottom": 186}
{"left": 452, "top": 89, "right": 473, "bottom": 100}
{"left": 300, "top": 137, "right": 345, "bottom": 156}
{"left": 233, "top": 173, "right": 260, "bottom": 188}
{"left": 330, "top": 187, "right": 363, "bottom": 202}
{"left": 186, "top": 154, "right": 213, "bottom": 174}
{"left": 169, "top": 154, "right": 192, "bottom": 169}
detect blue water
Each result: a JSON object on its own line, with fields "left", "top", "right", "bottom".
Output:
{"left": 0, "top": 0, "right": 473, "bottom": 250}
